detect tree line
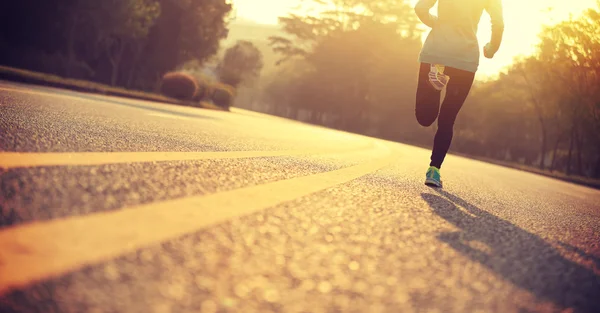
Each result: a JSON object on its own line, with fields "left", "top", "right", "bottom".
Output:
{"left": 258, "top": 0, "right": 600, "bottom": 179}
{"left": 0, "top": 0, "right": 232, "bottom": 90}
{"left": 456, "top": 3, "right": 600, "bottom": 177}
{"left": 264, "top": 0, "right": 422, "bottom": 138}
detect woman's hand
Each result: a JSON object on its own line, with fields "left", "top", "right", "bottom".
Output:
{"left": 483, "top": 43, "right": 495, "bottom": 59}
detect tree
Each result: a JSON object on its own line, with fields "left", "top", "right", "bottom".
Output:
{"left": 87, "top": 0, "right": 161, "bottom": 85}
{"left": 20, "top": 0, "right": 159, "bottom": 83}
{"left": 535, "top": 2, "right": 600, "bottom": 176}
{"left": 506, "top": 57, "right": 562, "bottom": 170}
{"left": 453, "top": 2, "right": 600, "bottom": 177}
{"left": 217, "top": 40, "right": 264, "bottom": 87}
{"left": 270, "top": 0, "right": 420, "bottom": 63}
{"left": 266, "top": 0, "right": 422, "bottom": 135}
{"left": 0, "top": 0, "right": 232, "bottom": 91}
{"left": 140, "top": 0, "right": 233, "bottom": 88}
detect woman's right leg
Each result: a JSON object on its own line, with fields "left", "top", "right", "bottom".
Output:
{"left": 429, "top": 67, "right": 476, "bottom": 169}
{"left": 415, "top": 63, "right": 442, "bottom": 127}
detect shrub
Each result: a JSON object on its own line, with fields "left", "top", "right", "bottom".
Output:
{"left": 160, "top": 72, "right": 199, "bottom": 101}
{"left": 192, "top": 79, "right": 209, "bottom": 102}
{"left": 211, "top": 84, "right": 235, "bottom": 109}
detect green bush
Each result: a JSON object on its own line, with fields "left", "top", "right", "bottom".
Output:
{"left": 160, "top": 72, "right": 199, "bottom": 101}
{"left": 211, "top": 84, "right": 235, "bottom": 109}
{"left": 192, "top": 80, "right": 209, "bottom": 102}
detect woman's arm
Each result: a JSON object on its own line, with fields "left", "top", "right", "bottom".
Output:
{"left": 484, "top": 0, "right": 505, "bottom": 58}
{"left": 414, "top": 0, "right": 439, "bottom": 28}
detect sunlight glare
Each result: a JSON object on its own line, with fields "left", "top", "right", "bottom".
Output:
{"left": 231, "top": 0, "right": 598, "bottom": 78}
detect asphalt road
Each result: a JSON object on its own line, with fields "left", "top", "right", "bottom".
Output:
{"left": 0, "top": 81, "right": 599, "bottom": 313}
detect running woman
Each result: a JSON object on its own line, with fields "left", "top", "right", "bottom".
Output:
{"left": 414, "top": 0, "right": 504, "bottom": 188}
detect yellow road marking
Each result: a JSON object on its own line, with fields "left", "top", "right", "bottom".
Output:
{"left": 0, "top": 143, "right": 373, "bottom": 169}
{"left": 0, "top": 142, "right": 396, "bottom": 295}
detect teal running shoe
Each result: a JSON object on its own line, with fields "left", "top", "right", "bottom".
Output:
{"left": 425, "top": 166, "right": 443, "bottom": 188}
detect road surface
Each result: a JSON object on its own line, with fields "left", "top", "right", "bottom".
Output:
{"left": 0, "top": 81, "right": 599, "bottom": 313}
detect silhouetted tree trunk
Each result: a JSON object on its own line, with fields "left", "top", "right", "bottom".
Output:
{"left": 539, "top": 125, "right": 547, "bottom": 170}
{"left": 144, "top": 0, "right": 183, "bottom": 80}
{"left": 575, "top": 126, "right": 584, "bottom": 176}
{"left": 65, "top": 15, "right": 79, "bottom": 77}
{"left": 594, "top": 154, "right": 600, "bottom": 179}
{"left": 316, "top": 111, "right": 323, "bottom": 124}
{"left": 520, "top": 68, "right": 547, "bottom": 170}
{"left": 550, "top": 134, "right": 561, "bottom": 172}
{"left": 290, "top": 106, "right": 299, "bottom": 120}
{"left": 566, "top": 126, "right": 575, "bottom": 175}
{"left": 126, "top": 44, "right": 143, "bottom": 88}
{"left": 109, "top": 41, "right": 126, "bottom": 86}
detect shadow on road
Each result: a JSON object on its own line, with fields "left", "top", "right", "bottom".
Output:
{"left": 557, "top": 241, "right": 600, "bottom": 271}
{"left": 421, "top": 190, "right": 600, "bottom": 313}
{"left": 102, "top": 98, "right": 220, "bottom": 120}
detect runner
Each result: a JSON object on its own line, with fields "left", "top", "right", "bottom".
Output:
{"left": 414, "top": 0, "right": 505, "bottom": 187}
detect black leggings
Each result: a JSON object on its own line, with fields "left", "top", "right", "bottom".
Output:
{"left": 415, "top": 63, "right": 475, "bottom": 169}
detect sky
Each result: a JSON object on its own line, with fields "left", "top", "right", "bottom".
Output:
{"left": 230, "top": 0, "right": 598, "bottom": 79}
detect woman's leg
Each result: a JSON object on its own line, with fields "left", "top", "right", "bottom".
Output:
{"left": 415, "top": 63, "right": 442, "bottom": 127}
{"left": 430, "top": 67, "right": 476, "bottom": 169}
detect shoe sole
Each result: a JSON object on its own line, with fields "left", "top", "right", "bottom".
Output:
{"left": 425, "top": 178, "right": 442, "bottom": 188}
{"left": 428, "top": 72, "right": 450, "bottom": 91}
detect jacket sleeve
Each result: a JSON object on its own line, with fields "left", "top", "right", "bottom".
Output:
{"left": 414, "top": 0, "right": 438, "bottom": 28}
{"left": 485, "top": 0, "right": 505, "bottom": 53}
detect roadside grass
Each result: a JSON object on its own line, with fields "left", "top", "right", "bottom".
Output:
{"left": 0, "top": 65, "right": 226, "bottom": 111}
